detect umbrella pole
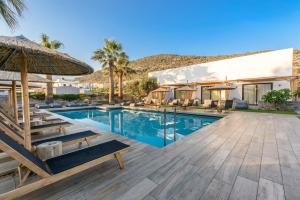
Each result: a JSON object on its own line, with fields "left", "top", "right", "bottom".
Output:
{"left": 11, "top": 81, "right": 19, "bottom": 122}
{"left": 8, "top": 89, "right": 12, "bottom": 107}
{"left": 20, "top": 53, "right": 31, "bottom": 151}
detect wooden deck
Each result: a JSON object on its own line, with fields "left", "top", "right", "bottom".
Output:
{"left": 0, "top": 111, "right": 300, "bottom": 200}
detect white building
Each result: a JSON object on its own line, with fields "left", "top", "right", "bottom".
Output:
{"left": 149, "top": 48, "right": 299, "bottom": 105}
{"left": 53, "top": 78, "right": 92, "bottom": 94}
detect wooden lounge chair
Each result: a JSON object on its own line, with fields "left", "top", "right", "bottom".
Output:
{"left": 0, "top": 111, "right": 71, "bottom": 135}
{"left": 0, "top": 131, "right": 129, "bottom": 199}
{"left": 20, "top": 112, "right": 52, "bottom": 120}
{"left": 0, "top": 120, "right": 98, "bottom": 148}
{"left": 169, "top": 99, "right": 179, "bottom": 106}
{"left": 181, "top": 99, "right": 191, "bottom": 109}
{"left": 202, "top": 99, "right": 212, "bottom": 109}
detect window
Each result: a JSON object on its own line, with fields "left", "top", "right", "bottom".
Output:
{"left": 242, "top": 83, "right": 272, "bottom": 105}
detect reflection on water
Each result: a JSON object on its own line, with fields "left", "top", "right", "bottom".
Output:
{"left": 54, "top": 109, "right": 220, "bottom": 148}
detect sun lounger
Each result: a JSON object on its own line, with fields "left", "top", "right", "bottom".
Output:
{"left": 181, "top": 99, "right": 191, "bottom": 108}
{"left": 18, "top": 112, "right": 52, "bottom": 120}
{"left": 28, "top": 121, "right": 72, "bottom": 134}
{"left": 0, "top": 131, "right": 129, "bottom": 199}
{"left": 49, "top": 102, "right": 63, "bottom": 108}
{"left": 169, "top": 99, "right": 179, "bottom": 106}
{"left": 0, "top": 120, "right": 98, "bottom": 148}
{"left": 0, "top": 111, "right": 71, "bottom": 135}
{"left": 90, "top": 101, "right": 102, "bottom": 106}
{"left": 65, "top": 102, "right": 80, "bottom": 107}
{"left": 35, "top": 103, "right": 50, "bottom": 109}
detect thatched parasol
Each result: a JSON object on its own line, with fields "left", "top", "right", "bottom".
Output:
{"left": 0, "top": 71, "right": 51, "bottom": 82}
{"left": 0, "top": 35, "right": 93, "bottom": 75}
{"left": 152, "top": 87, "right": 170, "bottom": 100}
{"left": 176, "top": 85, "right": 196, "bottom": 100}
{"left": 176, "top": 85, "right": 197, "bottom": 91}
{"left": 0, "top": 35, "right": 93, "bottom": 150}
{"left": 207, "top": 84, "right": 237, "bottom": 91}
{"left": 207, "top": 84, "right": 237, "bottom": 100}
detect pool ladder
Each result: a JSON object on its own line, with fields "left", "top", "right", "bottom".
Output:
{"left": 163, "top": 108, "right": 176, "bottom": 146}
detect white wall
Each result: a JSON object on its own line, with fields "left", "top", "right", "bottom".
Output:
{"left": 149, "top": 48, "right": 293, "bottom": 84}
{"left": 53, "top": 86, "right": 80, "bottom": 94}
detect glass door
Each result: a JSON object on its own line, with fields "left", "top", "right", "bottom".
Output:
{"left": 243, "top": 83, "right": 272, "bottom": 105}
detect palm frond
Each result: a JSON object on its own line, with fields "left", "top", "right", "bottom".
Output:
{"left": 50, "top": 40, "right": 64, "bottom": 49}
{"left": 7, "top": 0, "right": 25, "bottom": 16}
{"left": 0, "top": 0, "right": 25, "bottom": 29}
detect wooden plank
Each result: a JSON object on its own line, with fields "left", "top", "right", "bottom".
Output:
{"left": 215, "top": 156, "right": 244, "bottom": 185}
{"left": 260, "top": 156, "right": 282, "bottom": 184}
{"left": 115, "top": 178, "right": 157, "bottom": 200}
{"left": 257, "top": 178, "right": 284, "bottom": 200}
{"left": 200, "top": 178, "right": 232, "bottom": 200}
{"left": 229, "top": 176, "right": 258, "bottom": 200}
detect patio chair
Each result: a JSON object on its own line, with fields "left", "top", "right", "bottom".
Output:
{"left": 169, "top": 99, "right": 179, "bottom": 106}
{"left": 202, "top": 99, "right": 212, "bottom": 109}
{"left": 0, "top": 131, "right": 129, "bottom": 199}
{"left": 0, "top": 120, "right": 98, "bottom": 148}
{"left": 181, "top": 99, "right": 191, "bottom": 109}
{"left": 144, "top": 98, "right": 152, "bottom": 105}
{"left": 193, "top": 99, "right": 200, "bottom": 106}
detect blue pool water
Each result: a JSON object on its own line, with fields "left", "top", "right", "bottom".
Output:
{"left": 53, "top": 109, "right": 220, "bottom": 148}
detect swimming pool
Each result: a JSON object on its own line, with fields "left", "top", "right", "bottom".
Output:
{"left": 53, "top": 108, "right": 220, "bottom": 148}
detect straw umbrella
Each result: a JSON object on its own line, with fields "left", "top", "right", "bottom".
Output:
{"left": 0, "top": 35, "right": 93, "bottom": 150}
{"left": 176, "top": 85, "right": 196, "bottom": 100}
{"left": 152, "top": 87, "right": 169, "bottom": 101}
{"left": 207, "top": 84, "right": 237, "bottom": 100}
{"left": 0, "top": 71, "right": 50, "bottom": 122}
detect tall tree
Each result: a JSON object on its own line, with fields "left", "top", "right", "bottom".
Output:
{"left": 40, "top": 34, "right": 63, "bottom": 103}
{"left": 0, "top": 0, "right": 25, "bottom": 29}
{"left": 92, "top": 39, "right": 123, "bottom": 104}
{"left": 114, "top": 52, "right": 135, "bottom": 99}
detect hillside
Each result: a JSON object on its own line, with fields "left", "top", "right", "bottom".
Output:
{"left": 78, "top": 50, "right": 284, "bottom": 83}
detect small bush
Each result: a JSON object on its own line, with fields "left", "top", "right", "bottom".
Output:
{"left": 262, "top": 89, "right": 291, "bottom": 110}
{"left": 53, "top": 94, "right": 83, "bottom": 101}
{"left": 29, "top": 92, "right": 45, "bottom": 100}
{"left": 294, "top": 87, "right": 300, "bottom": 99}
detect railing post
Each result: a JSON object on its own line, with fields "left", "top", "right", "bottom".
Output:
{"left": 174, "top": 107, "right": 176, "bottom": 141}
{"left": 164, "top": 108, "right": 166, "bottom": 146}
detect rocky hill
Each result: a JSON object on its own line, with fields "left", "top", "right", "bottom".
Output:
{"left": 78, "top": 50, "right": 300, "bottom": 84}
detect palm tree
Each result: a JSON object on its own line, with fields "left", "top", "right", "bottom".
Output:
{"left": 114, "top": 52, "right": 135, "bottom": 99}
{"left": 92, "top": 39, "right": 123, "bottom": 104}
{"left": 0, "top": 0, "right": 26, "bottom": 29}
{"left": 40, "top": 34, "right": 63, "bottom": 103}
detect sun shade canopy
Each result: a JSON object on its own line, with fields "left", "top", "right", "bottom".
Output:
{"left": 152, "top": 87, "right": 169, "bottom": 93}
{"left": 0, "top": 35, "right": 94, "bottom": 75}
{"left": 0, "top": 71, "right": 50, "bottom": 82}
{"left": 176, "top": 86, "right": 197, "bottom": 91}
{"left": 207, "top": 84, "right": 237, "bottom": 90}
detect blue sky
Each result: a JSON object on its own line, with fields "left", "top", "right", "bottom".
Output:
{"left": 1, "top": 0, "right": 300, "bottom": 71}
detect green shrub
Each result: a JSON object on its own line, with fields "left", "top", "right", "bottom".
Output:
{"left": 262, "top": 89, "right": 291, "bottom": 109}
{"left": 124, "top": 77, "right": 158, "bottom": 97}
{"left": 53, "top": 94, "right": 83, "bottom": 101}
{"left": 30, "top": 92, "right": 45, "bottom": 100}
{"left": 294, "top": 87, "right": 300, "bottom": 98}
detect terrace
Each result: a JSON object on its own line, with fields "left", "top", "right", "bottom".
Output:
{"left": 0, "top": 111, "right": 299, "bottom": 200}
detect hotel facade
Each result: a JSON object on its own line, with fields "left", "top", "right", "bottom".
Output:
{"left": 149, "top": 48, "right": 299, "bottom": 105}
